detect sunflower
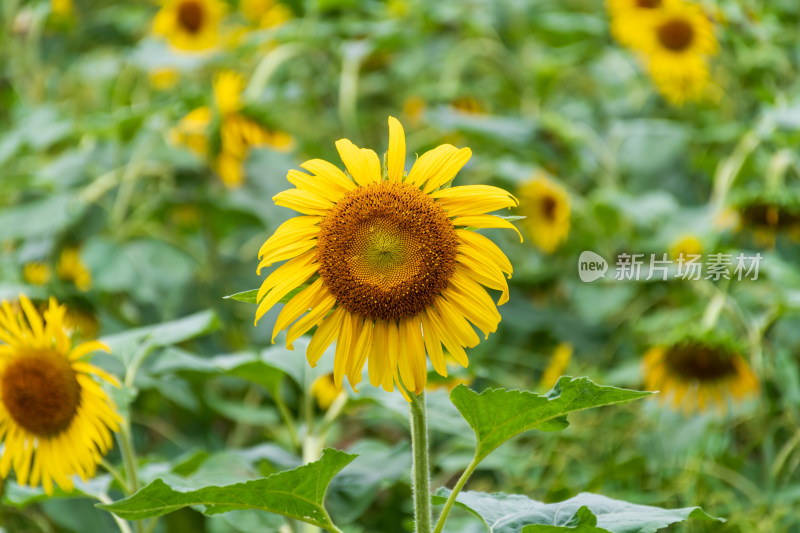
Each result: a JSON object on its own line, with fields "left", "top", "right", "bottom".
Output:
{"left": 241, "top": 0, "right": 292, "bottom": 29}
{"left": 153, "top": 0, "right": 225, "bottom": 53}
{"left": 517, "top": 175, "right": 570, "bottom": 254}
{"left": 608, "top": 0, "right": 674, "bottom": 48}
{"left": 23, "top": 262, "right": 51, "bottom": 286}
{"left": 643, "top": 340, "right": 759, "bottom": 413}
{"left": 171, "top": 71, "right": 294, "bottom": 187}
{"left": 669, "top": 234, "right": 703, "bottom": 261}
{"left": 149, "top": 67, "right": 180, "bottom": 91}
{"left": 57, "top": 247, "right": 91, "bottom": 292}
{"left": 311, "top": 373, "right": 344, "bottom": 410}
{"left": 255, "top": 117, "right": 518, "bottom": 398}
{"left": 638, "top": 2, "right": 718, "bottom": 104}
{"left": 50, "top": 0, "right": 73, "bottom": 18}
{"left": 0, "top": 295, "right": 121, "bottom": 495}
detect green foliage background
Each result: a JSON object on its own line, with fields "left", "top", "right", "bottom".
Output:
{"left": 1, "top": 0, "right": 800, "bottom": 531}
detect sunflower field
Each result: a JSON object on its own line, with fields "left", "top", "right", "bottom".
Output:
{"left": 1, "top": 0, "right": 799, "bottom": 531}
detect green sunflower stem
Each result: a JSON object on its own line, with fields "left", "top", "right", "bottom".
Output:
{"left": 118, "top": 423, "right": 145, "bottom": 533}
{"left": 409, "top": 391, "right": 432, "bottom": 533}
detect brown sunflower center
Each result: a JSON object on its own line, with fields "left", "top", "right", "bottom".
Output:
{"left": 636, "top": 0, "right": 662, "bottom": 8}
{"left": 316, "top": 182, "right": 458, "bottom": 322}
{"left": 177, "top": 0, "right": 205, "bottom": 33}
{"left": 657, "top": 17, "right": 695, "bottom": 51}
{"left": 541, "top": 195, "right": 558, "bottom": 221}
{"left": 1, "top": 351, "right": 80, "bottom": 436}
{"left": 665, "top": 343, "right": 738, "bottom": 381}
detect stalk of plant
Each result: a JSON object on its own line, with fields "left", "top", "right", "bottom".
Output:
{"left": 409, "top": 391, "right": 432, "bottom": 532}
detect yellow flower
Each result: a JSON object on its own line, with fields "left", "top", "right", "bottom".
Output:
{"left": 608, "top": 0, "right": 675, "bottom": 48}
{"left": 643, "top": 341, "right": 759, "bottom": 413}
{"left": 638, "top": 2, "right": 718, "bottom": 104}
{"left": 170, "top": 106, "right": 212, "bottom": 156}
{"left": 669, "top": 234, "right": 702, "bottom": 261}
{"left": 402, "top": 96, "right": 426, "bottom": 127}
{"left": 518, "top": 175, "right": 570, "bottom": 254}
{"left": 23, "top": 263, "right": 51, "bottom": 286}
{"left": 172, "top": 71, "right": 294, "bottom": 187}
{"left": 149, "top": 67, "right": 180, "bottom": 90}
{"left": 213, "top": 70, "right": 244, "bottom": 115}
{"left": 311, "top": 373, "right": 344, "bottom": 410}
{"left": 241, "top": 0, "right": 292, "bottom": 29}
{"left": 0, "top": 295, "right": 121, "bottom": 495}
{"left": 540, "top": 343, "right": 573, "bottom": 389}
{"left": 51, "top": 0, "right": 73, "bottom": 17}
{"left": 153, "top": 0, "right": 225, "bottom": 53}
{"left": 255, "top": 117, "right": 518, "bottom": 399}
{"left": 63, "top": 308, "right": 100, "bottom": 340}
{"left": 451, "top": 96, "right": 485, "bottom": 115}
{"left": 57, "top": 248, "right": 91, "bottom": 292}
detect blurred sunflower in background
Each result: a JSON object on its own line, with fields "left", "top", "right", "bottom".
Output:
{"left": 153, "top": 0, "right": 226, "bottom": 52}
{"left": 149, "top": 67, "right": 180, "bottom": 91}
{"left": 0, "top": 296, "right": 120, "bottom": 495}
{"left": 171, "top": 70, "right": 294, "bottom": 187}
{"left": 50, "top": 0, "right": 73, "bottom": 18}
{"left": 56, "top": 247, "right": 91, "bottom": 292}
{"left": 518, "top": 175, "right": 570, "bottom": 254}
{"left": 735, "top": 194, "right": 800, "bottom": 248}
{"left": 608, "top": 0, "right": 674, "bottom": 48}
{"left": 638, "top": 1, "right": 718, "bottom": 104}
{"left": 669, "top": 234, "right": 703, "bottom": 260}
{"left": 311, "top": 373, "right": 344, "bottom": 410}
{"left": 643, "top": 339, "right": 759, "bottom": 413}
{"left": 240, "top": 0, "right": 292, "bottom": 29}
{"left": 255, "top": 117, "right": 518, "bottom": 398}
{"left": 23, "top": 262, "right": 51, "bottom": 286}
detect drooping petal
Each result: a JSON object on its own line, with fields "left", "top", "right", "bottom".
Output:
{"left": 258, "top": 216, "right": 321, "bottom": 260}
{"left": 456, "top": 229, "right": 512, "bottom": 276}
{"left": 398, "top": 317, "right": 426, "bottom": 394}
{"left": 456, "top": 253, "right": 510, "bottom": 304}
{"left": 285, "top": 291, "right": 337, "bottom": 349}
{"left": 255, "top": 251, "right": 318, "bottom": 323}
{"left": 307, "top": 307, "right": 346, "bottom": 366}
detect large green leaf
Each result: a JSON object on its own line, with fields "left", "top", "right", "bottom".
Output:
{"left": 432, "top": 490, "right": 722, "bottom": 533}
{"left": 98, "top": 448, "right": 355, "bottom": 531}
{"left": 450, "top": 377, "right": 651, "bottom": 462}
{"left": 99, "top": 310, "right": 220, "bottom": 362}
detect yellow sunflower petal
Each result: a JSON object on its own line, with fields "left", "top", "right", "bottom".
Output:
{"left": 273, "top": 189, "right": 333, "bottom": 216}
{"left": 335, "top": 139, "right": 380, "bottom": 186}
{"left": 387, "top": 116, "right": 406, "bottom": 183}
{"left": 452, "top": 215, "right": 523, "bottom": 242}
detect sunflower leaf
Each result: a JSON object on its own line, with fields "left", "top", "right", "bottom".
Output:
{"left": 450, "top": 377, "right": 651, "bottom": 462}
{"left": 223, "top": 289, "right": 259, "bottom": 303}
{"left": 224, "top": 284, "right": 308, "bottom": 305}
{"left": 98, "top": 448, "right": 355, "bottom": 530}
{"left": 431, "top": 490, "right": 722, "bottom": 533}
